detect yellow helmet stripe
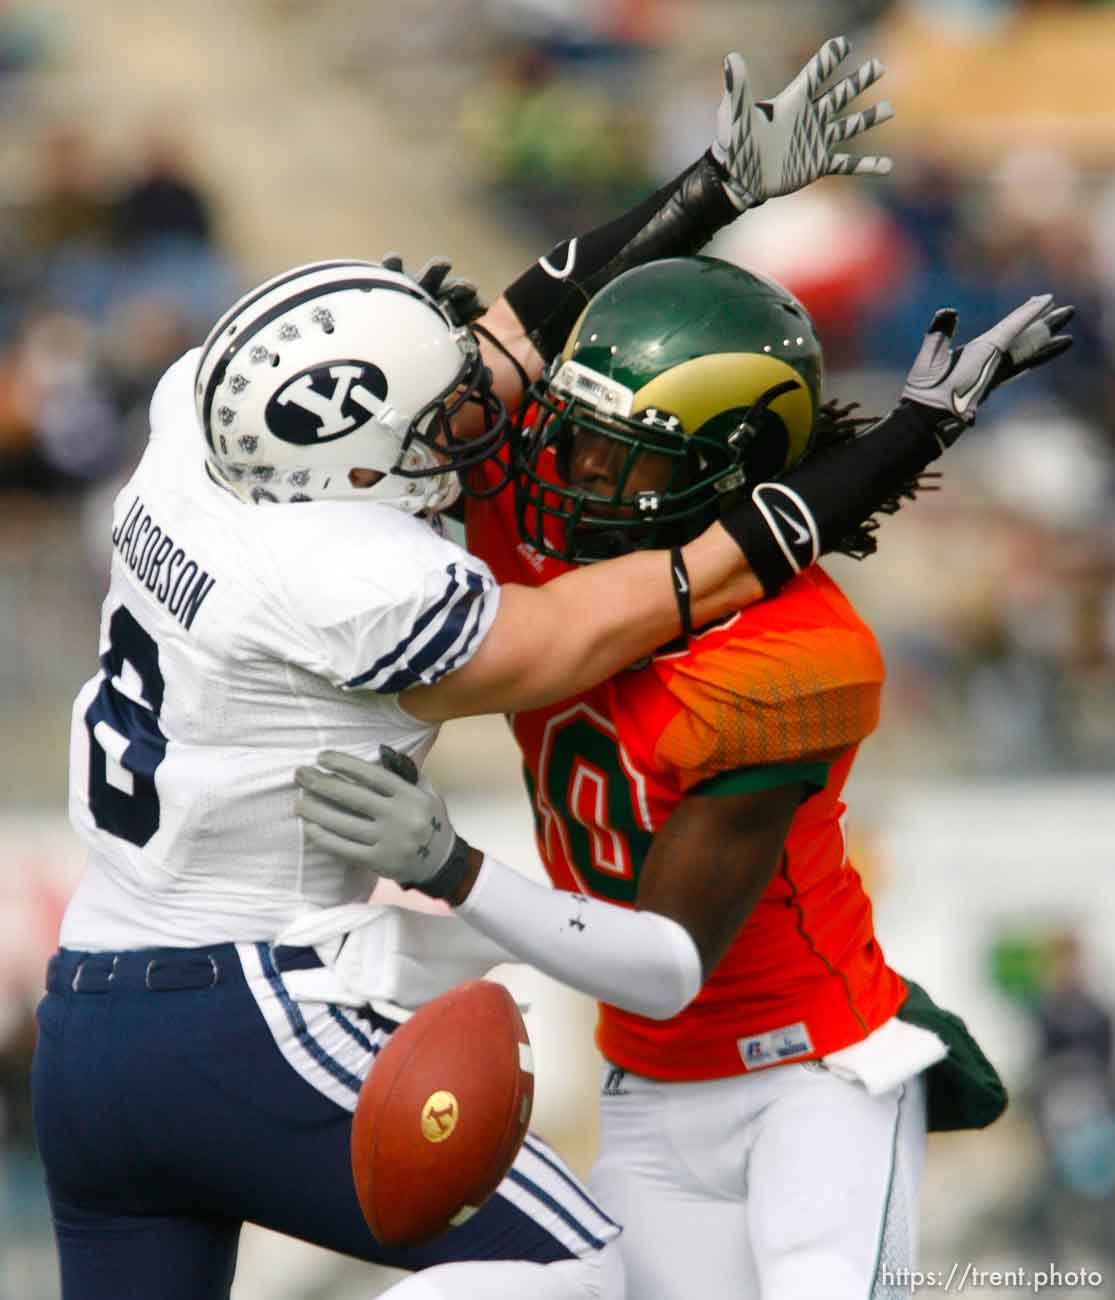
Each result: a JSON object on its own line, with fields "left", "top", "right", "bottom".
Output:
{"left": 633, "top": 353, "right": 814, "bottom": 470}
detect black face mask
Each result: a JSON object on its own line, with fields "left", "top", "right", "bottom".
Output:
{"left": 395, "top": 342, "right": 512, "bottom": 499}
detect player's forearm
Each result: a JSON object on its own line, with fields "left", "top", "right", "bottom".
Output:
{"left": 540, "top": 535, "right": 762, "bottom": 684}
{"left": 502, "top": 153, "right": 739, "bottom": 365}
{"left": 455, "top": 855, "right": 702, "bottom": 1020}
{"left": 404, "top": 540, "right": 762, "bottom": 721}
{"left": 471, "top": 296, "right": 545, "bottom": 419}
{"left": 682, "top": 524, "right": 766, "bottom": 623}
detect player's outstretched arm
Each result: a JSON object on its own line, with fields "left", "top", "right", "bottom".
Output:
{"left": 400, "top": 294, "right": 1073, "bottom": 723}
{"left": 714, "top": 294, "right": 1076, "bottom": 594}
{"left": 486, "top": 34, "right": 893, "bottom": 397}
{"left": 295, "top": 748, "right": 801, "bottom": 1020}
{"left": 400, "top": 533, "right": 763, "bottom": 722}
{"left": 381, "top": 39, "right": 893, "bottom": 415}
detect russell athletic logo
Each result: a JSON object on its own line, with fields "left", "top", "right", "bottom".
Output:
{"left": 265, "top": 361, "right": 389, "bottom": 444}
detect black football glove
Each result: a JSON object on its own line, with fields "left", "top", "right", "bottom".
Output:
{"left": 381, "top": 252, "right": 487, "bottom": 327}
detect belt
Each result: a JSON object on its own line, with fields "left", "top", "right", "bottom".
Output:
{"left": 47, "top": 943, "right": 322, "bottom": 994}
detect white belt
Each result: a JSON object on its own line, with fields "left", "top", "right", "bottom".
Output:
{"left": 823, "top": 1015, "right": 947, "bottom": 1096}
{"left": 273, "top": 901, "right": 520, "bottom": 1013}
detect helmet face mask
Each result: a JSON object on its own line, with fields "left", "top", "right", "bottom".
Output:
{"left": 194, "top": 260, "right": 508, "bottom": 511}
{"left": 513, "top": 257, "right": 823, "bottom": 563}
{"left": 525, "top": 382, "right": 736, "bottom": 561}
{"left": 400, "top": 327, "right": 508, "bottom": 488}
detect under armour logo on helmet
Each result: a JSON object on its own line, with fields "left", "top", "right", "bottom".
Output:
{"left": 640, "top": 407, "right": 680, "bottom": 431}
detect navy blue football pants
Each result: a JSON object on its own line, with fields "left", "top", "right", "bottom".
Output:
{"left": 32, "top": 944, "right": 615, "bottom": 1300}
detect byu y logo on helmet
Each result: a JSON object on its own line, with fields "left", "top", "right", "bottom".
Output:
{"left": 267, "top": 362, "right": 389, "bottom": 445}
{"left": 194, "top": 260, "right": 509, "bottom": 511}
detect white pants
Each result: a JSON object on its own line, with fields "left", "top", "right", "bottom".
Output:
{"left": 588, "top": 1063, "right": 927, "bottom": 1300}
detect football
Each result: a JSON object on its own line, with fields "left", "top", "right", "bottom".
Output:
{"left": 351, "top": 979, "right": 534, "bottom": 1247}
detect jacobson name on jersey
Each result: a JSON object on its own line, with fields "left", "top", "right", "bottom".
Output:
{"left": 111, "top": 494, "right": 216, "bottom": 631}
{"left": 64, "top": 350, "right": 499, "bottom": 952}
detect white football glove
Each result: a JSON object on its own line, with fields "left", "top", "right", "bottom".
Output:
{"left": 295, "top": 747, "right": 457, "bottom": 887}
{"left": 712, "top": 35, "right": 894, "bottom": 212}
{"left": 900, "top": 295, "right": 1074, "bottom": 447}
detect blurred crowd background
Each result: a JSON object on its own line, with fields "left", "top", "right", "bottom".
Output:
{"left": 1, "top": 0, "right": 1114, "bottom": 1296}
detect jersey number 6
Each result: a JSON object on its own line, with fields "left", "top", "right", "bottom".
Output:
{"left": 83, "top": 605, "right": 168, "bottom": 847}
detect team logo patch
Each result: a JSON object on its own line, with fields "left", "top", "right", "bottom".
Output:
{"left": 420, "top": 1090, "right": 459, "bottom": 1143}
{"left": 738, "top": 1021, "right": 814, "bottom": 1070}
{"left": 265, "top": 360, "right": 388, "bottom": 445}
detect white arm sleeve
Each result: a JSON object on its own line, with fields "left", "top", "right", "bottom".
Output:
{"left": 456, "top": 856, "right": 703, "bottom": 1020}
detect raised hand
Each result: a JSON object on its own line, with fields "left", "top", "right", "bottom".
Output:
{"left": 988, "top": 300, "right": 1074, "bottom": 393}
{"left": 380, "top": 252, "right": 487, "bottom": 327}
{"left": 900, "top": 295, "right": 1074, "bottom": 446}
{"left": 712, "top": 35, "right": 893, "bottom": 212}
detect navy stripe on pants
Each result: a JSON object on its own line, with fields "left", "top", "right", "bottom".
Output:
{"left": 33, "top": 944, "right": 600, "bottom": 1300}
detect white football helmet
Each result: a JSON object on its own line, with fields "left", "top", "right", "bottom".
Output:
{"left": 193, "top": 260, "right": 508, "bottom": 510}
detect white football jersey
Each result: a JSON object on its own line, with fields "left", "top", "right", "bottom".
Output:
{"left": 63, "top": 350, "right": 500, "bottom": 950}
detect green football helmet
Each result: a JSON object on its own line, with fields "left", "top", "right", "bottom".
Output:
{"left": 514, "top": 255, "right": 824, "bottom": 562}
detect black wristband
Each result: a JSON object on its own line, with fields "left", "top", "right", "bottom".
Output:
{"left": 503, "top": 151, "right": 739, "bottom": 361}
{"left": 669, "top": 546, "right": 692, "bottom": 639}
{"left": 402, "top": 834, "right": 474, "bottom": 902}
{"left": 721, "top": 400, "right": 947, "bottom": 595}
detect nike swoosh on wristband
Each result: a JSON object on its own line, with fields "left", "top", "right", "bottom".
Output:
{"left": 752, "top": 483, "right": 819, "bottom": 576}
{"left": 773, "top": 505, "right": 812, "bottom": 548}
{"left": 672, "top": 563, "right": 688, "bottom": 594}
{"left": 951, "top": 352, "right": 1000, "bottom": 416}
{"left": 540, "top": 238, "right": 579, "bottom": 280}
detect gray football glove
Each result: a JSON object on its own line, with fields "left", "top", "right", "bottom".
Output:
{"left": 380, "top": 252, "right": 487, "bottom": 327}
{"left": 295, "top": 746, "right": 457, "bottom": 886}
{"left": 712, "top": 35, "right": 893, "bottom": 212}
{"left": 988, "top": 300, "right": 1074, "bottom": 393}
{"left": 901, "top": 295, "right": 1074, "bottom": 447}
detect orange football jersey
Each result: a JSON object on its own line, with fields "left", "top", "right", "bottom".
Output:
{"left": 466, "top": 466, "right": 906, "bottom": 1081}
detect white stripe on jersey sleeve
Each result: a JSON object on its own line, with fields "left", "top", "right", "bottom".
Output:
{"left": 342, "top": 561, "right": 499, "bottom": 695}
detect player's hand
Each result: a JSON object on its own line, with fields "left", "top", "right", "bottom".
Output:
{"left": 987, "top": 300, "right": 1074, "bottom": 393}
{"left": 380, "top": 252, "right": 487, "bottom": 326}
{"left": 295, "top": 747, "right": 457, "bottom": 885}
{"left": 900, "top": 295, "right": 1075, "bottom": 447}
{"left": 711, "top": 35, "right": 893, "bottom": 212}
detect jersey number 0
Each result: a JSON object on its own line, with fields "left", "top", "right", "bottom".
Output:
{"left": 530, "top": 705, "right": 655, "bottom": 905}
